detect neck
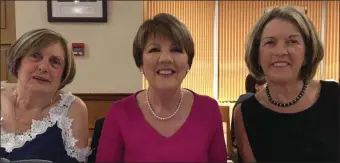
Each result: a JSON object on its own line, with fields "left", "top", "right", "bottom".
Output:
{"left": 266, "top": 79, "right": 305, "bottom": 104}
{"left": 15, "top": 85, "right": 55, "bottom": 111}
{"left": 147, "top": 87, "right": 182, "bottom": 114}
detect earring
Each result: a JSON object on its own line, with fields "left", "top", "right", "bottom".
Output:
{"left": 140, "top": 71, "right": 144, "bottom": 74}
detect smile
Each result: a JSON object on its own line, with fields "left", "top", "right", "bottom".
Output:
{"left": 271, "top": 61, "right": 290, "bottom": 68}
{"left": 32, "top": 76, "right": 50, "bottom": 82}
{"left": 157, "top": 69, "right": 176, "bottom": 76}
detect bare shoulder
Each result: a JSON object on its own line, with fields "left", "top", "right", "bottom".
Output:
{"left": 233, "top": 103, "right": 242, "bottom": 121}
{"left": 67, "top": 95, "right": 88, "bottom": 119}
{"left": 1, "top": 82, "right": 16, "bottom": 104}
{"left": 1, "top": 82, "right": 16, "bottom": 94}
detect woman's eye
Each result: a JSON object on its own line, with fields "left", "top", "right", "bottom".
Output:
{"left": 264, "top": 41, "right": 274, "bottom": 45}
{"left": 29, "top": 53, "right": 41, "bottom": 60}
{"left": 288, "top": 40, "right": 298, "bottom": 44}
{"left": 52, "top": 59, "right": 60, "bottom": 65}
{"left": 148, "top": 48, "right": 160, "bottom": 53}
{"left": 171, "top": 48, "right": 183, "bottom": 53}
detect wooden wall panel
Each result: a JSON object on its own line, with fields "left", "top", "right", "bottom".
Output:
{"left": 75, "top": 93, "right": 132, "bottom": 142}
{"left": 0, "top": 1, "right": 16, "bottom": 44}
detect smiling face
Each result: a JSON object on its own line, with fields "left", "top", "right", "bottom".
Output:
{"left": 17, "top": 42, "right": 65, "bottom": 93}
{"left": 140, "top": 35, "right": 190, "bottom": 90}
{"left": 259, "top": 18, "right": 306, "bottom": 83}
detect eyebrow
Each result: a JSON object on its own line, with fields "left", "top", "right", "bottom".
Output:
{"left": 145, "top": 43, "right": 159, "bottom": 49}
{"left": 262, "top": 34, "right": 302, "bottom": 40}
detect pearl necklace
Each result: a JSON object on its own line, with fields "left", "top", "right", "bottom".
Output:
{"left": 145, "top": 89, "right": 183, "bottom": 121}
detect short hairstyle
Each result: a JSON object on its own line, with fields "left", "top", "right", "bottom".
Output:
{"left": 245, "top": 5, "right": 324, "bottom": 81}
{"left": 245, "top": 74, "right": 266, "bottom": 93}
{"left": 7, "top": 28, "right": 76, "bottom": 89}
{"left": 132, "top": 13, "right": 195, "bottom": 68}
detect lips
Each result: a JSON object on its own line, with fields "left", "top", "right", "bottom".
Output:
{"left": 157, "top": 69, "right": 176, "bottom": 75}
{"left": 271, "top": 61, "right": 290, "bottom": 67}
{"left": 32, "top": 76, "right": 50, "bottom": 82}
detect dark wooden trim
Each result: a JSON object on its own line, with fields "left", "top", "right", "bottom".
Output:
{"left": 74, "top": 93, "right": 132, "bottom": 101}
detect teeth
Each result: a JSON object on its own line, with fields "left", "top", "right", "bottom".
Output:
{"left": 34, "top": 77, "right": 48, "bottom": 81}
{"left": 273, "top": 62, "right": 288, "bottom": 67}
{"left": 159, "top": 70, "right": 172, "bottom": 75}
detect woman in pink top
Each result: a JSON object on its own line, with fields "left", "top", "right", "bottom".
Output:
{"left": 96, "top": 13, "right": 227, "bottom": 163}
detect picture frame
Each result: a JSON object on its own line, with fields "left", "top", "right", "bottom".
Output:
{"left": 47, "top": 0, "right": 107, "bottom": 23}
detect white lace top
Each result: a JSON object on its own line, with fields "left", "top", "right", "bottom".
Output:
{"left": 0, "top": 82, "right": 91, "bottom": 162}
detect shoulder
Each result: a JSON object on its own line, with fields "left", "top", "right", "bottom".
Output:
{"left": 66, "top": 94, "right": 88, "bottom": 120}
{"left": 319, "top": 80, "right": 339, "bottom": 90}
{"left": 235, "top": 93, "right": 254, "bottom": 106}
{"left": 190, "top": 90, "right": 220, "bottom": 116}
{"left": 106, "top": 93, "right": 137, "bottom": 117}
{"left": 239, "top": 93, "right": 254, "bottom": 100}
{"left": 192, "top": 91, "right": 219, "bottom": 108}
{"left": 0, "top": 81, "right": 16, "bottom": 95}
{"left": 233, "top": 103, "right": 243, "bottom": 122}
{"left": 1, "top": 82, "right": 16, "bottom": 106}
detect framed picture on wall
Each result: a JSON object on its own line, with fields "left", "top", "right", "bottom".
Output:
{"left": 47, "top": 0, "right": 107, "bottom": 22}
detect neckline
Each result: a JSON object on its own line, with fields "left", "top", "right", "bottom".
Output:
{"left": 1, "top": 92, "right": 69, "bottom": 135}
{"left": 132, "top": 88, "right": 197, "bottom": 139}
{"left": 253, "top": 80, "right": 325, "bottom": 115}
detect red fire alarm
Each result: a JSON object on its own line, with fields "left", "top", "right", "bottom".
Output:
{"left": 72, "top": 43, "right": 85, "bottom": 56}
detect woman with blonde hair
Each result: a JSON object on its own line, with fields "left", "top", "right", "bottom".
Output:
{"left": 234, "top": 6, "right": 339, "bottom": 162}
{"left": 0, "top": 29, "right": 91, "bottom": 162}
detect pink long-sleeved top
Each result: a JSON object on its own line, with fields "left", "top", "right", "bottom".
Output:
{"left": 96, "top": 90, "right": 227, "bottom": 162}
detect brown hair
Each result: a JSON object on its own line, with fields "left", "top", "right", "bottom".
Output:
{"left": 133, "top": 13, "right": 195, "bottom": 68}
{"left": 245, "top": 6, "right": 324, "bottom": 81}
{"left": 7, "top": 28, "right": 76, "bottom": 89}
{"left": 245, "top": 74, "right": 266, "bottom": 93}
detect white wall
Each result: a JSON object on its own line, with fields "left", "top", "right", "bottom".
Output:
{"left": 15, "top": 1, "right": 143, "bottom": 93}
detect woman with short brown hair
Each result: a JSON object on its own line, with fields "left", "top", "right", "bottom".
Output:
{"left": 96, "top": 13, "right": 227, "bottom": 162}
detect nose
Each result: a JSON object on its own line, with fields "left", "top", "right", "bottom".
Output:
{"left": 274, "top": 41, "right": 288, "bottom": 56}
{"left": 37, "top": 59, "right": 49, "bottom": 72}
{"left": 158, "top": 51, "right": 173, "bottom": 64}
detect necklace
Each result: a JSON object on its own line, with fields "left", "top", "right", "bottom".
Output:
{"left": 146, "top": 89, "right": 183, "bottom": 121}
{"left": 266, "top": 81, "right": 307, "bottom": 107}
{"left": 13, "top": 89, "right": 54, "bottom": 134}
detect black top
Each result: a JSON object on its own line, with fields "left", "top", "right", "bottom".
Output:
{"left": 240, "top": 80, "right": 339, "bottom": 162}
{"left": 88, "top": 118, "right": 105, "bottom": 163}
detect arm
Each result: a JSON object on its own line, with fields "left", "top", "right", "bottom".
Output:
{"left": 95, "top": 103, "right": 124, "bottom": 162}
{"left": 208, "top": 100, "right": 228, "bottom": 162}
{"left": 233, "top": 104, "right": 256, "bottom": 163}
{"left": 60, "top": 96, "right": 91, "bottom": 163}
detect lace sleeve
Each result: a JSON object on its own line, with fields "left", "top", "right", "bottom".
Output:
{"left": 57, "top": 94, "right": 92, "bottom": 162}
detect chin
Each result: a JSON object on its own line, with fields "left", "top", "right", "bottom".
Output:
{"left": 154, "top": 83, "right": 179, "bottom": 91}
{"left": 267, "top": 74, "right": 298, "bottom": 83}
{"left": 28, "top": 84, "right": 54, "bottom": 93}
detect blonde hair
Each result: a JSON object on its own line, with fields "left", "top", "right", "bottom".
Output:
{"left": 7, "top": 28, "right": 76, "bottom": 89}
{"left": 245, "top": 6, "right": 324, "bottom": 81}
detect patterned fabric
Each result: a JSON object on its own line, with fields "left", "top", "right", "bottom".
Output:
{"left": 0, "top": 81, "right": 91, "bottom": 162}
